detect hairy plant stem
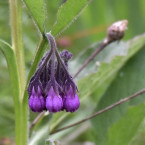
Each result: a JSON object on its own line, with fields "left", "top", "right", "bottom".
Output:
{"left": 9, "top": 0, "right": 27, "bottom": 145}
{"left": 46, "top": 33, "right": 57, "bottom": 80}
{"left": 50, "top": 88, "right": 145, "bottom": 135}
{"left": 46, "top": 33, "right": 57, "bottom": 52}
{"left": 46, "top": 33, "right": 70, "bottom": 78}
{"left": 9, "top": 0, "right": 26, "bottom": 99}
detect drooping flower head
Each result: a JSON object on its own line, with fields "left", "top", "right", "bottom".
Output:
{"left": 28, "top": 33, "right": 80, "bottom": 113}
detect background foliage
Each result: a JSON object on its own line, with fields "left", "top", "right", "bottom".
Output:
{"left": 0, "top": 0, "right": 145, "bottom": 145}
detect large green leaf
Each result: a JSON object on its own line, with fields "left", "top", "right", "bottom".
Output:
{"left": 78, "top": 34, "right": 145, "bottom": 102}
{"left": 51, "top": 0, "right": 92, "bottom": 36}
{"left": 91, "top": 37, "right": 145, "bottom": 145}
{"left": 24, "top": 0, "right": 46, "bottom": 33}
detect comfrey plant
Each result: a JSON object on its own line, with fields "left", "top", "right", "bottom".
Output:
{"left": 28, "top": 33, "right": 80, "bottom": 113}
{"left": 2, "top": 1, "right": 142, "bottom": 143}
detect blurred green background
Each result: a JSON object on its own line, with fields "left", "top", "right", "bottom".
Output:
{"left": 0, "top": 0, "right": 145, "bottom": 145}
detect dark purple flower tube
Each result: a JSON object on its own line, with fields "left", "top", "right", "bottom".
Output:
{"left": 29, "top": 87, "right": 45, "bottom": 112}
{"left": 63, "top": 86, "right": 80, "bottom": 112}
{"left": 46, "top": 87, "right": 63, "bottom": 113}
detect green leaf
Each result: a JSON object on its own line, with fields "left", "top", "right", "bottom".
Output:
{"left": 78, "top": 34, "right": 145, "bottom": 102}
{"left": 91, "top": 36, "right": 145, "bottom": 145}
{"left": 0, "top": 39, "right": 19, "bottom": 101}
{"left": 104, "top": 104, "right": 145, "bottom": 145}
{"left": 0, "top": 40, "right": 23, "bottom": 144}
{"left": 24, "top": 0, "right": 46, "bottom": 33}
{"left": 51, "top": 0, "right": 92, "bottom": 36}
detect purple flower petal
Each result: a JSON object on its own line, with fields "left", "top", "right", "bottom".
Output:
{"left": 29, "top": 87, "right": 45, "bottom": 112}
{"left": 63, "top": 86, "right": 80, "bottom": 112}
{"left": 46, "top": 87, "right": 63, "bottom": 113}
{"left": 63, "top": 94, "right": 80, "bottom": 112}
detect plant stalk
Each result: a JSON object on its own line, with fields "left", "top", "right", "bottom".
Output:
{"left": 9, "top": 0, "right": 26, "bottom": 97}
{"left": 9, "top": 0, "right": 27, "bottom": 145}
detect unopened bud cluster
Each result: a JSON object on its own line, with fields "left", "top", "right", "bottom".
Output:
{"left": 28, "top": 33, "right": 80, "bottom": 113}
{"left": 107, "top": 20, "right": 128, "bottom": 42}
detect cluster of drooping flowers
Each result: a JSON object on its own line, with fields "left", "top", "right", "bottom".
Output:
{"left": 28, "top": 33, "right": 80, "bottom": 113}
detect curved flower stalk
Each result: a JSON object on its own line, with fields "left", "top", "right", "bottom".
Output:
{"left": 28, "top": 33, "right": 79, "bottom": 113}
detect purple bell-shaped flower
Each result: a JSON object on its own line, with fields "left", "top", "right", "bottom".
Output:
{"left": 63, "top": 85, "right": 80, "bottom": 112}
{"left": 46, "top": 87, "right": 63, "bottom": 113}
{"left": 28, "top": 33, "right": 80, "bottom": 113}
{"left": 29, "top": 87, "right": 45, "bottom": 112}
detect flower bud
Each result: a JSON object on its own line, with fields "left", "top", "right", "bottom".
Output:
{"left": 46, "top": 87, "right": 63, "bottom": 113}
{"left": 29, "top": 87, "right": 45, "bottom": 112}
{"left": 107, "top": 20, "right": 128, "bottom": 42}
{"left": 63, "top": 86, "right": 80, "bottom": 112}
{"left": 60, "top": 50, "right": 72, "bottom": 62}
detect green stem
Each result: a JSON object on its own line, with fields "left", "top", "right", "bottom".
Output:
{"left": 9, "top": 0, "right": 26, "bottom": 98}
{"left": 9, "top": 0, "right": 27, "bottom": 145}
